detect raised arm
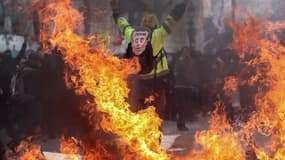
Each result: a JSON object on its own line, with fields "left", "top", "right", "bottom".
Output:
{"left": 151, "top": 2, "right": 187, "bottom": 56}
{"left": 110, "top": 0, "right": 134, "bottom": 43}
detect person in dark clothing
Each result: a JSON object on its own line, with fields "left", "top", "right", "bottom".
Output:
{"left": 174, "top": 46, "right": 201, "bottom": 131}
{"left": 165, "top": 54, "right": 177, "bottom": 120}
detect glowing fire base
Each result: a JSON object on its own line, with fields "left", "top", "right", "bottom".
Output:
{"left": 43, "top": 151, "right": 82, "bottom": 160}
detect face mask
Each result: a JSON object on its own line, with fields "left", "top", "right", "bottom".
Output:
{"left": 131, "top": 30, "right": 149, "bottom": 56}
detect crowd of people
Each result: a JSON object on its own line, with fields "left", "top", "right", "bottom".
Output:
{"left": 0, "top": 42, "right": 93, "bottom": 156}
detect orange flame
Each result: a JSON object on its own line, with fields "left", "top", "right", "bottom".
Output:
{"left": 229, "top": 14, "right": 285, "bottom": 159}
{"left": 11, "top": 136, "right": 45, "bottom": 160}
{"left": 35, "top": 0, "right": 168, "bottom": 159}
{"left": 223, "top": 76, "right": 239, "bottom": 96}
{"left": 144, "top": 95, "right": 156, "bottom": 104}
{"left": 182, "top": 101, "right": 246, "bottom": 160}
{"left": 60, "top": 136, "right": 80, "bottom": 160}
{"left": 180, "top": 14, "right": 285, "bottom": 160}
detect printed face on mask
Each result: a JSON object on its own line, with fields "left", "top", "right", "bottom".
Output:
{"left": 131, "top": 30, "right": 149, "bottom": 55}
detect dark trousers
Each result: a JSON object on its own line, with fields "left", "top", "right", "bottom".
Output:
{"left": 127, "top": 75, "right": 168, "bottom": 119}
{"left": 174, "top": 87, "right": 195, "bottom": 126}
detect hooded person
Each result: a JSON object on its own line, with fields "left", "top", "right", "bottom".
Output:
{"left": 111, "top": 0, "right": 187, "bottom": 118}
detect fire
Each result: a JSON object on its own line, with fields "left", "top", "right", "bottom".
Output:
{"left": 11, "top": 1, "right": 285, "bottom": 159}
{"left": 33, "top": 0, "right": 168, "bottom": 159}
{"left": 229, "top": 15, "right": 285, "bottom": 159}
{"left": 181, "top": 101, "right": 245, "bottom": 160}
{"left": 179, "top": 13, "right": 285, "bottom": 160}
{"left": 144, "top": 95, "right": 156, "bottom": 104}
{"left": 60, "top": 136, "right": 80, "bottom": 160}
{"left": 8, "top": 136, "right": 45, "bottom": 160}
{"left": 223, "top": 76, "right": 239, "bottom": 96}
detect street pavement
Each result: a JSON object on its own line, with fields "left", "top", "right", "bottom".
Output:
{"left": 42, "top": 114, "right": 209, "bottom": 159}
{"left": 1, "top": 113, "right": 209, "bottom": 159}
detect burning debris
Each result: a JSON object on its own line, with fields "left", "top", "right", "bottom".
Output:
{"left": 4, "top": 136, "right": 45, "bottom": 160}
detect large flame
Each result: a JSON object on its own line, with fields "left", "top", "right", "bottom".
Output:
{"left": 9, "top": 136, "right": 45, "bottom": 160}
{"left": 181, "top": 101, "right": 245, "bottom": 160}
{"left": 176, "top": 13, "right": 285, "bottom": 160}
{"left": 229, "top": 15, "right": 285, "bottom": 159}
{"left": 34, "top": 0, "right": 168, "bottom": 159}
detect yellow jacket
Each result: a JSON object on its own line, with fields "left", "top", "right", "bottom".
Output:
{"left": 116, "top": 16, "right": 177, "bottom": 79}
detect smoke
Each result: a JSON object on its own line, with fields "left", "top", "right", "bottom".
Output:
{"left": 234, "top": 0, "right": 285, "bottom": 21}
